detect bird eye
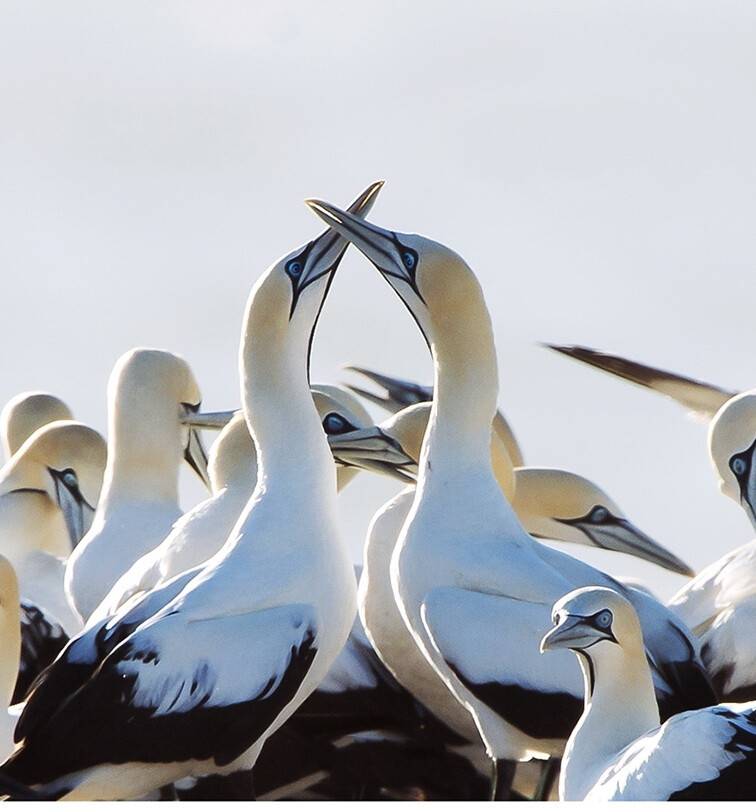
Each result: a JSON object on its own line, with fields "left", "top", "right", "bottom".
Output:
{"left": 402, "top": 251, "right": 417, "bottom": 270}
{"left": 730, "top": 455, "right": 748, "bottom": 478}
{"left": 322, "top": 412, "right": 351, "bottom": 435}
{"left": 61, "top": 469, "right": 79, "bottom": 490}
{"left": 595, "top": 609, "right": 612, "bottom": 629}
{"left": 286, "top": 259, "right": 303, "bottom": 278}
{"left": 589, "top": 506, "right": 609, "bottom": 524}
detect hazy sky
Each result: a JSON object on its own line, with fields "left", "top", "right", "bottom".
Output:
{"left": 1, "top": 1, "right": 754, "bottom": 599}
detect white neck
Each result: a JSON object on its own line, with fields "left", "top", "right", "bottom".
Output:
{"left": 103, "top": 394, "right": 183, "bottom": 505}
{"left": 562, "top": 641, "right": 660, "bottom": 800}
{"left": 420, "top": 275, "right": 499, "bottom": 479}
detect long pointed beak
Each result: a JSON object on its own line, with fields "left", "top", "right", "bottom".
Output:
{"left": 49, "top": 471, "right": 96, "bottom": 550}
{"left": 180, "top": 409, "right": 239, "bottom": 430}
{"left": 305, "top": 199, "right": 406, "bottom": 282}
{"left": 327, "top": 426, "right": 418, "bottom": 484}
{"left": 578, "top": 520, "right": 695, "bottom": 578}
{"left": 184, "top": 426, "right": 212, "bottom": 491}
{"left": 295, "top": 182, "right": 385, "bottom": 296}
{"left": 540, "top": 614, "right": 598, "bottom": 653}
{"left": 741, "top": 490, "right": 756, "bottom": 534}
{"left": 342, "top": 366, "right": 432, "bottom": 414}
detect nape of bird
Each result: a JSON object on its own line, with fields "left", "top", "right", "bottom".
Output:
{"left": 541, "top": 586, "right": 756, "bottom": 800}
{"left": 306, "top": 199, "right": 715, "bottom": 800}
{"left": 0, "top": 393, "right": 74, "bottom": 462}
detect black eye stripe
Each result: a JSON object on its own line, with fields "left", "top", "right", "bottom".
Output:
{"left": 729, "top": 439, "right": 756, "bottom": 479}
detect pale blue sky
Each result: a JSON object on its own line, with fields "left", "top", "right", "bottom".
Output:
{"left": 1, "top": 1, "right": 754, "bottom": 598}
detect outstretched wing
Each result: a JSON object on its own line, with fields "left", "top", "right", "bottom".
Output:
{"left": 587, "top": 702, "right": 756, "bottom": 800}
{"left": 5, "top": 602, "right": 318, "bottom": 788}
{"left": 545, "top": 344, "right": 736, "bottom": 420}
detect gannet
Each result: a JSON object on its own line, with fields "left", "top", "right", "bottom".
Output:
{"left": 0, "top": 182, "right": 378, "bottom": 800}
{"left": 306, "top": 200, "right": 715, "bottom": 797}
{"left": 541, "top": 586, "right": 756, "bottom": 800}
{"left": 545, "top": 346, "right": 756, "bottom": 701}
{"left": 64, "top": 347, "right": 213, "bottom": 623}
{"left": 668, "top": 390, "right": 756, "bottom": 701}
{"left": 0, "top": 421, "right": 107, "bottom": 632}
{"left": 0, "top": 393, "right": 74, "bottom": 462}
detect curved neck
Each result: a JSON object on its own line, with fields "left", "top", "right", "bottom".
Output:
{"left": 104, "top": 395, "right": 183, "bottom": 505}
{"left": 421, "top": 275, "right": 499, "bottom": 478}
{"left": 240, "top": 300, "right": 334, "bottom": 501}
{"left": 564, "top": 642, "right": 659, "bottom": 800}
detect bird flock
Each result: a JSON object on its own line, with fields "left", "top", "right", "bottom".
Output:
{"left": 0, "top": 180, "right": 753, "bottom": 801}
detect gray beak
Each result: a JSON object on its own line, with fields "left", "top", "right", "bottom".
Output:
{"left": 48, "top": 468, "right": 96, "bottom": 550}
{"left": 180, "top": 409, "right": 240, "bottom": 430}
{"left": 327, "top": 426, "right": 418, "bottom": 484}
{"left": 576, "top": 519, "right": 695, "bottom": 578}
{"left": 342, "top": 366, "right": 433, "bottom": 414}
{"left": 540, "top": 614, "right": 600, "bottom": 653}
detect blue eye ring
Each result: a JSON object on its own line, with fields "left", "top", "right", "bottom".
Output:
{"left": 62, "top": 470, "right": 79, "bottom": 489}
{"left": 589, "top": 506, "right": 609, "bottom": 524}
{"left": 286, "top": 259, "right": 303, "bottom": 278}
{"left": 731, "top": 456, "right": 748, "bottom": 477}
{"left": 322, "top": 412, "right": 351, "bottom": 435}
{"left": 595, "top": 609, "right": 612, "bottom": 629}
{"left": 402, "top": 251, "right": 416, "bottom": 270}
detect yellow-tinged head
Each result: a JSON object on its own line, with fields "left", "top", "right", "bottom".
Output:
{"left": 540, "top": 586, "right": 641, "bottom": 655}
{"left": 708, "top": 390, "right": 756, "bottom": 531}
{"left": 0, "top": 392, "right": 74, "bottom": 460}
{"left": 0, "top": 420, "right": 107, "bottom": 551}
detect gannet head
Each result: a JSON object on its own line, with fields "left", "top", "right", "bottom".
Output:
{"left": 241, "top": 183, "right": 384, "bottom": 394}
{"left": 513, "top": 468, "right": 694, "bottom": 577}
{"left": 540, "top": 586, "right": 639, "bottom": 654}
{"left": 109, "top": 347, "right": 212, "bottom": 491}
{"left": 0, "top": 392, "right": 74, "bottom": 460}
{"left": 319, "top": 389, "right": 417, "bottom": 486}
{"left": 305, "top": 199, "right": 483, "bottom": 348}
{"left": 0, "top": 421, "right": 107, "bottom": 551}
{"left": 708, "top": 390, "right": 756, "bottom": 532}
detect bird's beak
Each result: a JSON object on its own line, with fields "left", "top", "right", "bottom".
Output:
{"left": 575, "top": 519, "right": 695, "bottom": 578}
{"left": 305, "top": 199, "right": 420, "bottom": 293}
{"left": 540, "top": 614, "right": 598, "bottom": 653}
{"left": 48, "top": 469, "right": 96, "bottom": 550}
{"left": 741, "top": 488, "right": 756, "bottom": 534}
{"left": 290, "top": 182, "right": 385, "bottom": 316}
{"left": 180, "top": 404, "right": 213, "bottom": 491}
{"left": 327, "top": 426, "right": 418, "bottom": 484}
{"left": 342, "top": 365, "right": 432, "bottom": 413}
{"left": 180, "top": 409, "right": 240, "bottom": 430}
